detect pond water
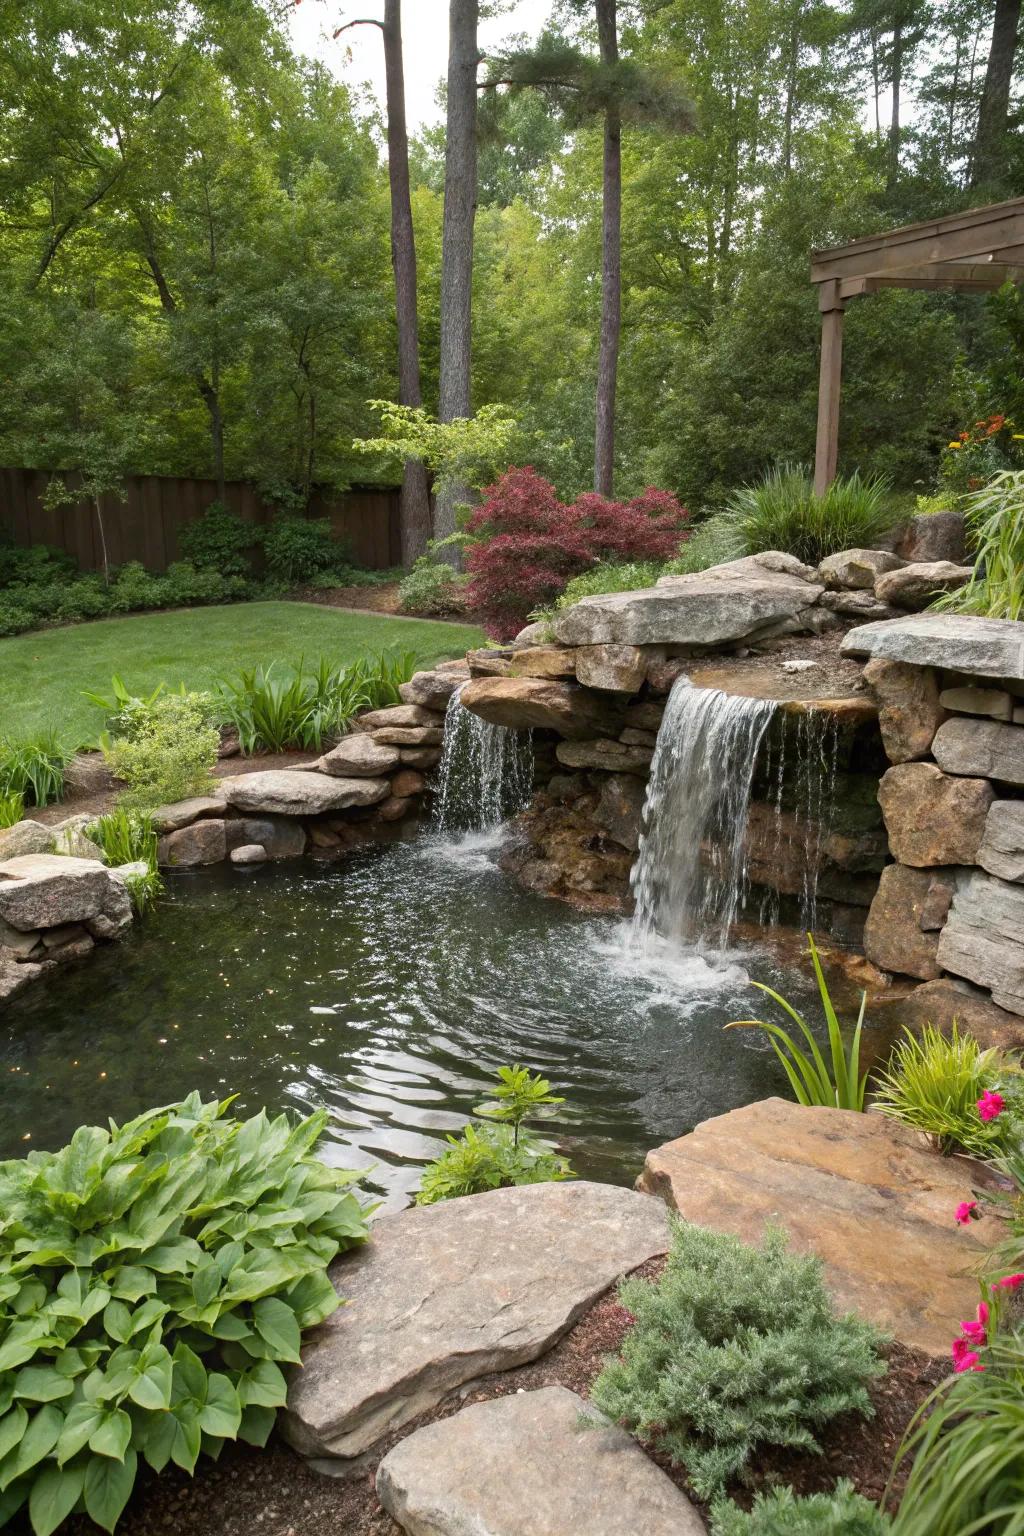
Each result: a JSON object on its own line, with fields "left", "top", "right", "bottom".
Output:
{"left": 1, "top": 832, "right": 833, "bottom": 1210}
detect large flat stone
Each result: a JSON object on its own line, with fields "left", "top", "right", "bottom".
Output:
{"left": 150, "top": 793, "right": 227, "bottom": 833}
{"left": 937, "top": 870, "right": 1024, "bottom": 1016}
{"left": 877, "top": 762, "right": 993, "bottom": 866}
{"left": 874, "top": 561, "right": 972, "bottom": 609}
{"left": 459, "top": 677, "right": 625, "bottom": 740}
{"left": 509, "top": 646, "right": 579, "bottom": 680}
{"left": 282, "top": 1181, "right": 670, "bottom": 1466}
{"left": 979, "top": 801, "right": 1024, "bottom": 882}
{"left": 554, "top": 559, "right": 823, "bottom": 648}
{"left": 376, "top": 1387, "right": 705, "bottom": 1536}
{"left": 932, "top": 717, "right": 1024, "bottom": 785}
{"left": 221, "top": 770, "right": 389, "bottom": 816}
{"left": 0, "top": 854, "right": 115, "bottom": 932}
{"left": 842, "top": 615, "right": 1024, "bottom": 681}
{"left": 637, "top": 1098, "right": 994, "bottom": 1356}
{"left": 357, "top": 704, "right": 445, "bottom": 731}
{"left": 317, "top": 735, "right": 401, "bottom": 777}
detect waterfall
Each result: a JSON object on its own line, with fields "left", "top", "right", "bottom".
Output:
{"left": 630, "top": 681, "right": 777, "bottom": 953}
{"left": 756, "top": 710, "right": 841, "bottom": 933}
{"left": 432, "top": 686, "right": 534, "bottom": 835}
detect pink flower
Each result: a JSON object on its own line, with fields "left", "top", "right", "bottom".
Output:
{"left": 955, "top": 1200, "right": 980, "bottom": 1226}
{"left": 995, "top": 1273, "right": 1024, "bottom": 1291}
{"left": 960, "top": 1319, "right": 987, "bottom": 1345}
{"left": 951, "top": 1337, "right": 985, "bottom": 1373}
{"left": 977, "top": 1090, "right": 1006, "bottom": 1122}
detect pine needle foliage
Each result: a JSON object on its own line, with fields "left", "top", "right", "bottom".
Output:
{"left": 590, "top": 1222, "right": 887, "bottom": 1501}
{"left": 711, "top": 1481, "right": 891, "bottom": 1535}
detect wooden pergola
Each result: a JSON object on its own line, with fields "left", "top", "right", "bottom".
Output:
{"left": 811, "top": 196, "right": 1024, "bottom": 494}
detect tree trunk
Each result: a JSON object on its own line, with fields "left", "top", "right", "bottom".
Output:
{"left": 971, "top": 0, "right": 1022, "bottom": 189}
{"left": 887, "top": 23, "right": 903, "bottom": 192}
{"left": 383, "top": 0, "right": 432, "bottom": 563}
{"left": 93, "top": 495, "right": 111, "bottom": 586}
{"left": 435, "top": 0, "right": 479, "bottom": 563}
{"left": 594, "top": 0, "right": 621, "bottom": 499}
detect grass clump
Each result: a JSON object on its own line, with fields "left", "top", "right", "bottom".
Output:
{"left": 933, "top": 468, "right": 1023, "bottom": 620}
{"left": 590, "top": 1222, "right": 886, "bottom": 1501}
{"left": 716, "top": 465, "right": 896, "bottom": 566}
{"left": 873, "top": 1023, "right": 1017, "bottom": 1158}
{"left": 106, "top": 692, "right": 219, "bottom": 810}
{"left": 0, "top": 790, "right": 24, "bottom": 828}
{"left": 711, "top": 1482, "right": 891, "bottom": 1535}
{"left": 0, "top": 731, "right": 70, "bottom": 808}
{"left": 88, "top": 808, "right": 163, "bottom": 913}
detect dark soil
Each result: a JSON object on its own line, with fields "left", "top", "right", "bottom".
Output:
{"left": 688, "top": 629, "right": 868, "bottom": 703}
{"left": 290, "top": 581, "right": 467, "bottom": 623}
{"left": 56, "top": 1257, "right": 942, "bottom": 1536}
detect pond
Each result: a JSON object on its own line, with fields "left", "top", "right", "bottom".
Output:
{"left": 0, "top": 832, "right": 832, "bottom": 1209}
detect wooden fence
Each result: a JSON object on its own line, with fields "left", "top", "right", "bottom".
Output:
{"left": 0, "top": 469, "right": 403, "bottom": 573}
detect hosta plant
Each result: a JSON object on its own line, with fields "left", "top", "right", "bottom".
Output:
{"left": 0, "top": 1094, "right": 370, "bottom": 1535}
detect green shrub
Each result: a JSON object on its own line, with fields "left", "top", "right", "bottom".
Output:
{"left": 711, "top": 1483, "right": 891, "bottom": 1535}
{"left": 88, "top": 809, "right": 163, "bottom": 914}
{"left": 0, "top": 791, "right": 24, "bottom": 828}
{"left": 717, "top": 466, "right": 896, "bottom": 566}
{"left": 0, "top": 1094, "right": 370, "bottom": 1535}
{"left": 163, "top": 561, "right": 247, "bottom": 607}
{"left": 55, "top": 579, "right": 111, "bottom": 622}
{"left": 0, "top": 732, "right": 69, "bottom": 807}
{"left": 726, "top": 936, "right": 868, "bottom": 1110}
{"left": 178, "top": 504, "right": 255, "bottom": 578}
{"left": 873, "top": 1024, "right": 1016, "bottom": 1158}
{"left": 0, "top": 601, "right": 33, "bottom": 637}
{"left": 0, "top": 541, "right": 76, "bottom": 588}
{"left": 934, "top": 469, "right": 1023, "bottom": 621}
{"left": 891, "top": 1321, "right": 1024, "bottom": 1536}
{"left": 398, "top": 558, "right": 467, "bottom": 616}
{"left": 590, "top": 1222, "right": 886, "bottom": 1500}
{"left": 553, "top": 559, "right": 666, "bottom": 611}
{"left": 416, "top": 1065, "right": 574, "bottom": 1205}
{"left": 107, "top": 564, "right": 166, "bottom": 614}
{"left": 106, "top": 693, "right": 219, "bottom": 810}
{"left": 261, "top": 517, "right": 346, "bottom": 583}
{"left": 218, "top": 658, "right": 369, "bottom": 754}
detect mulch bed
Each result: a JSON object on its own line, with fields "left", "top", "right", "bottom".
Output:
{"left": 57, "top": 1257, "right": 944, "bottom": 1536}
{"left": 289, "top": 581, "right": 467, "bottom": 623}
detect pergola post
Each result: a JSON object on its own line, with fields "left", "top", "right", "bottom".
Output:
{"left": 813, "top": 278, "right": 844, "bottom": 496}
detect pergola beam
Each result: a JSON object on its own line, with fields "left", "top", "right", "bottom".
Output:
{"left": 839, "top": 262, "right": 1024, "bottom": 299}
{"left": 811, "top": 211, "right": 1024, "bottom": 282}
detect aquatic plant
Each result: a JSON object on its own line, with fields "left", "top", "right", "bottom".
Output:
{"left": 873, "top": 1024, "right": 1016, "bottom": 1158}
{"left": 726, "top": 936, "right": 868, "bottom": 1110}
{"left": 87, "top": 809, "right": 163, "bottom": 915}
{"left": 0, "top": 1095, "right": 369, "bottom": 1535}
{"left": 416, "top": 1065, "right": 573, "bottom": 1205}
{"left": 590, "top": 1221, "right": 886, "bottom": 1501}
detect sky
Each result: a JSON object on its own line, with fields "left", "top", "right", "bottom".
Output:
{"left": 287, "top": 1, "right": 555, "bottom": 132}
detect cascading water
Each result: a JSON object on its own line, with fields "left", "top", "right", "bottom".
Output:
{"left": 629, "top": 680, "right": 777, "bottom": 954}
{"left": 756, "top": 710, "right": 842, "bottom": 933}
{"left": 431, "top": 685, "right": 534, "bottom": 835}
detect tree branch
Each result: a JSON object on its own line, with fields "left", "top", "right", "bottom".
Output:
{"left": 333, "top": 18, "right": 384, "bottom": 37}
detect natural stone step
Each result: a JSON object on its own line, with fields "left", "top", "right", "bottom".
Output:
{"left": 460, "top": 677, "right": 625, "bottom": 740}
{"left": 637, "top": 1098, "right": 995, "bottom": 1356}
{"left": 221, "top": 769, "right": 390, "bottom": 815}
{"left": 282, "top": 1181, "right": 670, "bottom": 1468}
{"left": 376, "top": 1386, "right": 706, "bottom": 1536}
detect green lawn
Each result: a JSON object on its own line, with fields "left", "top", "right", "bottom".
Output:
{"left": 0, "top": 602, "right": 484, "bottom": 745}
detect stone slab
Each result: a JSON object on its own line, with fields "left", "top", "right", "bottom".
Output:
{"left": 932, "top": 717, "right": 1024, "bottom": 786}
{"left": 357, "top": 704, "right": 445, "bottom": 730}
{"left": 400, "top": 669, "right": 468, "bottom": 711}
{"left": 0, "top": 855, "right": 114, "bottom": 932}
{"left": 376, "top": 1386, "right": 706, "bottom": 1536}
{"left": 979, "top": 800, "right": 1024, "bottom": 883}
{"left": 874, "top": 561, "right": 972, "bottom": 609}
{"left": 282, "top": 1181, "right": 670, "bottom": 1465}
{"left": 939, "top": 685, "right": 1014, "bottom": 721}
{"left": 841, "top": 615, "right": 1024, "bottom": 682}
{"left": 877, "top": 762, "right": 993, "bottom": 866}
{"left": 509, "top": 646, "right": 579, "bottom": 680}
{"left": 459, "top": 677, "right": 625, "bottom": 741}
{"left": 555, "top": 739, "right": 653, "bottom": 776}
{"left": 637, "top": 1098, "right": 994, "bottom": 1356}
{"left": 317, "top": 735, "right": 401, "bottom": 777}
{"left": 937, "top": 870, "right": 1024, "bottom": 1016}
{"left": 221, "top": 770, "right": 390, "bottom": 816}
{"left": 150, "top": 794, "right": 227, "bottom": 833}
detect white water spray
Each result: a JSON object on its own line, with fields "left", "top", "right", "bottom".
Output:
{"left": 432, "top": 686, "right": 534, "bottom": 836}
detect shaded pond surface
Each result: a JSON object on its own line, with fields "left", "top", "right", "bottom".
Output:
{"left": 1, "top": 833, "right": 850, "bottom": 1209}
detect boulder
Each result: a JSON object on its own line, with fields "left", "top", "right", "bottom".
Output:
{"left": 150, "top": 793, "right": 227, "bottom": 833}
{"left": 389, "top": 769, "right": 426, "bottom": 798}
{"left": 370, "top": 726, "right": 444, "bottom": 747}
{"left": 467, "top": 648, "right": 515, "bottom": 677}
{"left": 575, "top": 644, "right": 649, "bottom": 694}
{"left": 842, "top": 614, "right": 1024, "bottom": 681}
{"left": 620, "top": 726, "right": 658, "bottom": 747}
{"left": 877, "top": 762, "right": 993, "bottom": 866}
{"left": 0, "top": 855, "right": 118, "bottom": 933}
{"left": 593, "top": 773, "right": 648, "bottom": 851}
{"left": 624, "top": 701, "right": 665, "bottom": 732}
{"left": 376, "top": 1387, "right": 706, "bottom": 1536}
{"left": 49, "top": 816, "right": 105, "bottom": 862}
{"left": 938, "top": 685, "right": 1014, "bottom": 721}
{"left": 863, "top": 863, "right": 954, "bottom": 979}
{"left": 459, "top": 677, "right": 625, "bottom": 741}
{"left": 399, "top": 668, "right": 468, "bottom": 711}
{"left": 511, "top": 621, "right": 551, "bottom": 649}
{"left": 554, "top": 563, "right": 823, "bottom": 648}
{"left": 317, "top": 735, "right": 401, "bottom": 777}
{"left": 0, "top": 916, "right": 43, "bottom": 958}
{"left": 0, "top": 952, "right": 48, "bottom": 1001}
{"left": 887, "top": 977, "right": 1024, "bottom": 1053}
{"left": 376, "top": 794, "right": 413, "bottom": 823}
{"left": 221, "top": 770, "right": 390, "bottom": 816}
{"left": 660, "top": 550, "right": 819, "bottom": 584}
{"left": 282, "top": 1181, "right": 670, "bottom": 1466}
{"left": 978, "top": 801, "right": 1024, "bottom": 883}
{"left": 645, "top": 657, "right": 690, "bottom": 695}
{"left": 399, "top": 747, "right": 443, "bottom": 769}
{"left": 637, "top": 1098, "right": 995, "bottom": 1356}
{"left": 862, "top": 658, "right": 945, "bottom": 762}
{"left": 0, "top": 821, "right": 52, "bottom": 861}
{"left": 226, "top": 816, "right": 307, "bottom": 860}
{"left": 896, "top": 510, "right": 967, "bottom": 565}
{"left": 818, "top": 548, "right": 905, "bottom": 589}
{"left": 230, "top": 843, "right": 267, "bottom": 866}
{"left": 509, "top": 646, "right": 579, "bottom": 680}
{"left": 819, "top": 590, "right": 901, "bottom": 621}
{"left": 157, "top": 819, "right": 227, "bottom": 868}
{"left": 938, "top": 870, "right": 1024, "bottom": 1016}
{"left": 356, "top": 704, "right": 444, "bottom": 731}
{"left": 555, "top": 739, "right": 653, "bottom": 776}
{"left": 932, "top": 717, "right": 1024, "bottom": 785}
{"left": 874, "top": 561, "right": 973, "bottom": 609}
